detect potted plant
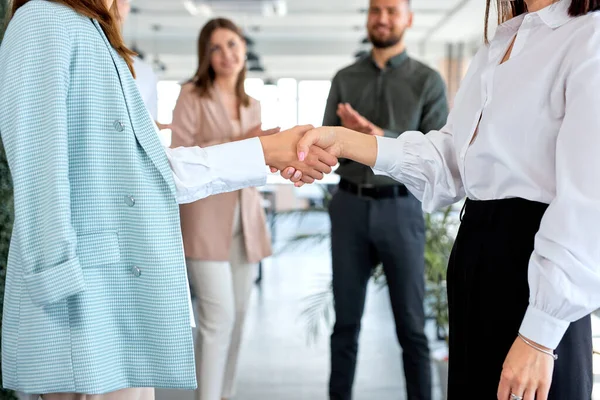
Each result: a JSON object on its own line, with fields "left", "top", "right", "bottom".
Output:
{"left": 423, "top": 207, "right": 458, "bottom": 399}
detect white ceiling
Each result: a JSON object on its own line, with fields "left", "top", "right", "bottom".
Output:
{"left": 122, "top": 0, "right": 496, "bottom": 81}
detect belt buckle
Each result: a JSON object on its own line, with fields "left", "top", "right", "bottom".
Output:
{"left": 357, "top": 184, "right": 374, "bottom": 197}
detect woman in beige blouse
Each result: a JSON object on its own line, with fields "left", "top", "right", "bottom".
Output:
{"left": 171, "top": 18, "right": 276, "bottom": 400}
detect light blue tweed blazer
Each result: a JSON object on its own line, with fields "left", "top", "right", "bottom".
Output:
{"left": 0, "top": 0, "right": 196, "bottom": 394}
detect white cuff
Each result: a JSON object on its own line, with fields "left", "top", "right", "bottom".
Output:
{"left": 519, "top": 305, "right": 570, "bottom": 350}
{"left": 372, "top": 136, "right": 403, "bottom": 177}
{"left": 171, "top": 138, "right": 268, "bottom": 204}
{"left": 203, "top": 137, "right": 268, "bottom": 196}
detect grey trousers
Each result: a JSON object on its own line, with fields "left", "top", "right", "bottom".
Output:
{"left": 328, "top": 188, "right": 431, "bottom": 400}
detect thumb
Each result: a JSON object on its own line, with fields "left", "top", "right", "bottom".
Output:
{"left": 297, "top": 129, "right": 319, "bottom": 162}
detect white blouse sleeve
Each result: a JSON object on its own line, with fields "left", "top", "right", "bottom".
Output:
{"left": 519, "top": 33, "right": 600, "bottom": 349}
{"left": 372, "top": 124, "right": 465, "bottom": 212}
{"left": 164, "top": 137, "right": 268, "bottom": 204}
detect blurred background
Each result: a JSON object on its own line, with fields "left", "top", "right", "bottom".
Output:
{"left": 121, "top": 3, "right": 488, "bottom": 399}
{"left": 126, "top": 0, "right": 483, "bottom": 139}
{"left": 3, "top": 1, "right": 600, "bottom": 399}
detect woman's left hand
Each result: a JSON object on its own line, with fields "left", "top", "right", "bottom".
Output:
{"left": 497, "top": 336, "right": 554, "bottom": 400}
{"left": 260, "top": 125, "right": 338, "bottom": 186}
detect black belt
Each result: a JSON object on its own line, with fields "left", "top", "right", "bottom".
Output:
{"left": 338, "top": 179, "right": 408, "bottom": 199}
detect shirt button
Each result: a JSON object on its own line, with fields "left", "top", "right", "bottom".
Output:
{"left": 114, "top": 120, "right": 125, "bottom": 132}
{"left": 124, "top": 195, "right": 135, "bottom": 207}
{"left": 131, "top": 266, "right": 141, "bottom": 277}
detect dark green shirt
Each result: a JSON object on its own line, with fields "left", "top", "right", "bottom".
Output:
{"left": 323, "top": 51, "right": 449, "bottom": 186}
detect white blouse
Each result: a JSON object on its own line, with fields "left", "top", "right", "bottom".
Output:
{"left": 374, "top": 0, "right": 600, "bottom": 349}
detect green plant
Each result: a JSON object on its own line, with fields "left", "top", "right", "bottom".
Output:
{"left": 278, "top": 187, "right": 459, "bottom": 345}
{"left": 0, "top": 0, "right": 7, "bottom": 43}
{"left": 423, "top": 206, "right": 458, "bottom": 342}
{"left": 0, "top": 0, "right": 19, "bottom": 397}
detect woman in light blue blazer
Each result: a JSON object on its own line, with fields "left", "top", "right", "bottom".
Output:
{"left": 0, "top": 0, "right": 336, "bottom": 398}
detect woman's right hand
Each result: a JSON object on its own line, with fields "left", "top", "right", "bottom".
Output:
{"left": 260, "top": 125, "right": 338, "bottom": 185}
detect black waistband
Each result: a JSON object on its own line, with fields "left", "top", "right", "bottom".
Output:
{"left": 338, "top": 179, "right": 408, "bottom": 199}
{"left": 461, "top": 198, "right": 549, "bottom": 225}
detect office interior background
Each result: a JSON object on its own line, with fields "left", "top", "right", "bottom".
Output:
{"left": 129, "top": 1, "right": 600, "bottom": 399}
{"left": 3, "top": 0, "right": 600, "bottom": 399}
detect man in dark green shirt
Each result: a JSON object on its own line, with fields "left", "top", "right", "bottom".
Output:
{"left": 324, "top": 1, "right": 448, "bottom": 399}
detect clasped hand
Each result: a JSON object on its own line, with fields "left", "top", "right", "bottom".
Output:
{"left": 263, "top": 125, "right": 354, "bottom": 186}
{"left": 260, "top": 125, "right": 340, "bottom": 185}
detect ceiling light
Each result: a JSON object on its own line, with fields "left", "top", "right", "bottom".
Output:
{"left": 183, "top": 0, "right": 212, "bottom": 17}
{"left": 261, "top": 0, "right": 287, "bottom": 17}
{"left": 183, "top": 0, "right": 198, "bottom": 15}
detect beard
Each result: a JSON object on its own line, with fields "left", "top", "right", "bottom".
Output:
{"left": 368, "top": 30, "right": 403, "bottom": 49}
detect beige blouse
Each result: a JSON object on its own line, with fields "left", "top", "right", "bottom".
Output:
{"left": 170, "top": 83, "right": 272, "bottom": 263}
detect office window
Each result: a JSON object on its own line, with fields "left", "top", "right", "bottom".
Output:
{"left": 157, "top": 81, "right": 181, "bottom": 124}
{"left": 156, "top": 80, "right": 181, "bottom": 147}
{"left": 276, "top": 78, "right": 298, "bottom": 130}
{"left": 244, "top": 78, "right": 265, "bottom": 101}
{"left": 298, "top": 80, "right": 331, "bottom": 127}
{"left": 250, "top": 78, "right": 298, "bottom": 130}
{"left": 157, "top": 78, "right": 331, "bottom": 138}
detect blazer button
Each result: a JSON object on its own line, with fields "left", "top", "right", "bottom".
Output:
{"left": 124, "top": 195, "right": 135, "bottom": 207}
{"left": 114, "top": 120, "right": 125, "bottom": 132}
{"left": 131, "top": 266, "right": 141, "bottom": 277}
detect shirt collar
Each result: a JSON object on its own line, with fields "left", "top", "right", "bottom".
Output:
{"left": 536, "top": 0, "right": 573, "bottom": 29}
{"left": 368, "top": 50, "right": 409, "bottom": 69}
{"left": 495, "top": 14, "right": 526, "bottom": 38}
{"left": 495, "top": 0, "right": 573, "bottom": 38}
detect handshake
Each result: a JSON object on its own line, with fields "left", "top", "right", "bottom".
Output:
{"left": 258, "top": 124, "right": 353, "bottom": 187}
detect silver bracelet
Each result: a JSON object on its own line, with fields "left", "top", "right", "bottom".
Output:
{"left": 518, "top": 333, "right": 558, "bottom": 361}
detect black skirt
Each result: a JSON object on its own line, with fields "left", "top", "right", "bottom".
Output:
{"left": 447, "top": 198, "right": 593, "bottom": 399}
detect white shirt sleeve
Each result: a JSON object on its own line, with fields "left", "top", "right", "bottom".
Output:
{"left": 519, "top": 35, "right": 600, "bottom": 349}
{"left": 164, "top": 137, "right": 268, "bottom": 204}
{"left": 372, "top": 125, "right": 465, "bottom": 212}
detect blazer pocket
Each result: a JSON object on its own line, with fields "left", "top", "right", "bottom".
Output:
{"left": 77, "top": 231, "right": 121, "bottom": 268}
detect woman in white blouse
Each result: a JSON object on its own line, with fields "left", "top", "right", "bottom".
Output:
{"left": 295, "top": 0, "right": 600, "bottom": 399}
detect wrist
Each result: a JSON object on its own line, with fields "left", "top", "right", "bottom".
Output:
{"left": 258, "top": 135, "right": 274, "bottom": 166}
{"left": 339, "top": 127, "right": 377, "bottom": 166}
{"left": 519, "top": 333, "right": 552, "bottom": 351}
{"left": 518, "top": 333, "right": 558, "bottom": 360}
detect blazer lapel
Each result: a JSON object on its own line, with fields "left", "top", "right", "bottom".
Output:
{"left": 213, "top": 86, "right": 259, "bottom": 139}
{"left": 211, "top": 86, "right": 238, "bottom": 137}
{"left": 91, "top": 19, "right": 176, "bottom": 197}
{"left": 239, "top": 101, "right": 255, "bottom": 137}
